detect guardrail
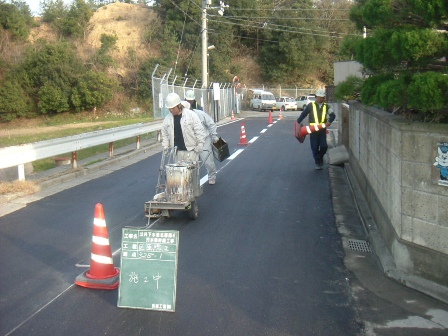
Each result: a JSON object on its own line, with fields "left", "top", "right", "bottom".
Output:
{"left": 0, "top": 121, "right": 163, "bottom": 180}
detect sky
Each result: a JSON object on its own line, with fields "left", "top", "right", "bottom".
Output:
{"left": 24, "top": 1, "right": 72, "bottom": 16}
{"left": 23, "top": 1, "right": 155, "bottom": 16}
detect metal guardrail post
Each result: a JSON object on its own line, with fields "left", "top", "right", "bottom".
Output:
{"left": 109, "top": 142, "right": 114, "bottom": 158}
{"left": 18, "top": 164, "right": 25, "bottom": 181}
{"left": 72, "top": 152, "right": 78, "bottom": 170}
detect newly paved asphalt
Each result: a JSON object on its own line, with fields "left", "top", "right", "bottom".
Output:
{"left": 0, "top": 111, "right": 447, "bottom": 335}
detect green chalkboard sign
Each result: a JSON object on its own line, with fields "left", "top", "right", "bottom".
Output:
{"left": 117, "top": 229, "right": 179, "bottom": 311}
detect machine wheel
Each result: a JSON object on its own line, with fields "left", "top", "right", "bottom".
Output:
{"left": 188, "top": 201, "right": 199, "bottom": 220}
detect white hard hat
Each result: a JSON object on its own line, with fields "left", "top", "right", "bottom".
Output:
{"left": 166, "top": 92, "right": 182, "bottom": 108}
{"left": 185, "top": 90, "right": 195, "bottom": 100}
{"left": 316, "top": 89, "right": 326, "bottom": 97}
{"left": 181, "top": 100, "right": 191, "bottom": 109}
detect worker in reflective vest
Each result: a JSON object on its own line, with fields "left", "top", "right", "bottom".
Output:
{"left": 296, "top": 89, "right": 335, "bottom": 170}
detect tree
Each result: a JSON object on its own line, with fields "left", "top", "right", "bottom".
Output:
{"left": 12, "top": 40, "right": 83, "bottom": 114}
{"left": 257, "top": 0, "right": 354, "bottom": 86}
{"left": 0, "top": 1, "right": 33, "bottom": 40}
{"left": 344, "top": 0, "right": 448, "bottom": 121}
{"left": 92, "top": 33, "right": 118, "bottom": 69}
{"left": 60, "top": 0, "right": 94, "bottom": 38}
{"left": 41, "top": 0, "right": 67, "bottom": 24}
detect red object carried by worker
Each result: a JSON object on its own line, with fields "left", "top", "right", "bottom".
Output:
{"left": 294, "top": 121, "right": 305, "bottom": 143}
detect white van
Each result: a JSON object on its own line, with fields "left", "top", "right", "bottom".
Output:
{"left": 250, "top": 90, "right": 277, "bottom": 111}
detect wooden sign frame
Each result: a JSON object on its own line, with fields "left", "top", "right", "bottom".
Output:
{"left": 117, "top": 229, "right": 179, "bottom": 311}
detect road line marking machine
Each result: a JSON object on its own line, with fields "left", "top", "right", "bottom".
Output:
{"left": 145, "top": 148, "right": 204, "bottom": 224}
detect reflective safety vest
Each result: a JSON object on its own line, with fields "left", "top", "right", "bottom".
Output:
{"left": 310, "top": 103, "right": 327, "bottom": 125}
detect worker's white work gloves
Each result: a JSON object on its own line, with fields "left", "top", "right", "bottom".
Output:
{"left": 194, "top": 145, "right": 203, "bottom": 154}
{"left": 163, "top": 148, "right": 170, "bottom": 156}
{"left": 212, "top": 136, "right": 219, "bottom": 143}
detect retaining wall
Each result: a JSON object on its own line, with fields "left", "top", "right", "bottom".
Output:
{"left": 343, "top": 102, "right": 448, "bottom": 288}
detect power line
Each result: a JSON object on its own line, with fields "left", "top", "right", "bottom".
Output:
{"left": 208, "top": 18, "right": 351, "bottom": 39}
{"left": 228, "top": 8, "right": 351, "bottom": 11}
{"left": 213, "top": 16, "right": 344, "bottom": 34}
{"left": 168, "top": 1, "right": 357, "bottom": 41}
{"left": 215, "top": 15, "right": 350, "bottom": 21}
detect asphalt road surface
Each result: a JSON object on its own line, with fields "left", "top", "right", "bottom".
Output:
{"left": 1, "top": 114, "right": 445, "bottom": 335}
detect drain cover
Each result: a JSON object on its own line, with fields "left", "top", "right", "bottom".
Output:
{"left": 348, "top": 239, "right": 371, "bottom": 252}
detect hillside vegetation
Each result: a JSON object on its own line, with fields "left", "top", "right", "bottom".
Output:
{"left": 0, "top": 0, "right": 356, "bottom": 122}
{"left": 3, "top": 0, "right": 445, "bottom": 123}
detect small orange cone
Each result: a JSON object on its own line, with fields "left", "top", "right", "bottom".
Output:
{"left": 268, "top": 110, "right": 273, "bottom": 124}
{"left": 238, "top": 122, "right": 248, "bottom": 146}
{"left": 231, "top": 110, "right": 236, "bottom": 121}
{"left": 75, "top": 203, "right": 119, "bottom": 290}
{"left": 299, "top": 123, "right": 327, "bottom": 138}
{"left": 278, "top": 109, "right": 283, "bottom": 120}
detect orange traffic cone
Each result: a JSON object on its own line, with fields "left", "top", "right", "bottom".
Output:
{"left": 294, "top": 121, "right": 305, "bottom": 143}
{"left": 231, "top": 110, "right": 236, "bottom": 121}
{"left": 75, "top": 203, "right": 120, "bottom": 290}
{"left": 299, "top": 123, "right": 327, "bottom": 138}
{"left": 268, "top": 110, "right": 273, "bottom": 124}
{"left": 278, "top": 109, "right": 283, "bottom": 120}
{"left": 238, "top": 122, "right": 248, "bottom": 146}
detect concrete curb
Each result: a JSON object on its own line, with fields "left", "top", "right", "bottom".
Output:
{"left": 344, "top": 163, "right": 448, "bottom": 305}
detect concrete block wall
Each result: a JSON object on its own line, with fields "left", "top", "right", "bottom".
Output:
{"left": 346, "top": 102, "right": 448, "bottom": 287}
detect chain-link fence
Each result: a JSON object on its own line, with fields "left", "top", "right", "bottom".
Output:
{"left": 151, "top": 64, "right": 238, "bottom": 122}
{"left": 151, "top": 65, "right": 327, "bottom": 117}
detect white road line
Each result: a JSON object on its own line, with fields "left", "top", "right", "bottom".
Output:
{"left": 249, "top": 136, "right": 258, "bottom": 143}
{"left": 227, "top": 148, "right": 244, "bottom": 160}
{"left": 5, "top": 284, "right": 75, "bottom": 336}
{"left": 217, "top": 119, "right": 242, "bottom": 127}
{"left": 200, "top": 175, "right": 209, "bottom": 186}
{"left": 260, "top": 129, "right": 267, "bottom": 133}
{"left": 75, "top": 264, "right": 90, "bottom": 267}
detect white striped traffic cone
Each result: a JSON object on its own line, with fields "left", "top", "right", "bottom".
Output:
{"left": 299, "top": 123, "right": 327, "bottom": 138}
{"left": 75, "top": 203, "right": 119, "bottom": 290}
{"left": 231, "top": 110, "right": 236, "bottom": 121}
{"left": 238, "top": 122, "right": 248, "bottom": 146}
{"left": 278, "top": 109, "right": 283, "bottom": 120}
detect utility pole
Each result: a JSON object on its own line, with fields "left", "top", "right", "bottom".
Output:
{"left": 201, "top": 1, "right": 228, "bottom": 89}
{"left": 202, "top": 0, "right": 209, "bottom": 88}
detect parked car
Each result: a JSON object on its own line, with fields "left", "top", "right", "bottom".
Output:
{"left": 296, "top": 94, "right": 316, "bottom": 110}
{"left": 276, "top": 97, "right": 298, "bottom": 111}
{"left": 250, "top": 90, "right": 277, "bottom": 111}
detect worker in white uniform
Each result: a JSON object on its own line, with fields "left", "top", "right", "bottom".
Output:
{"left": 182, "top": 91, "right": 219, "bottom": 185}
{"left": 162, "top": 92, "right": 206, "bottom": 163}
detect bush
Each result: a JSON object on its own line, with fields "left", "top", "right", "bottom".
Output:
{"left": 0, "top": 79, "right": 30, "bottom": 121}
{"left": 376, "top": 76, "right": 409, "bottom": 111}
{"left": 335, "top": 75, "right": 364, "bottom": 101}
{"left": 71, "top": 71, "right": 118, "bottom": 111}
{"left": 361, "top": 73, "right": 394, "bottom": 106}
{"left": 38, "top": 83, "right": 70, "bottom": 113}
{"left": 408, "top": 72, "right": 448, "bottom": 112}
